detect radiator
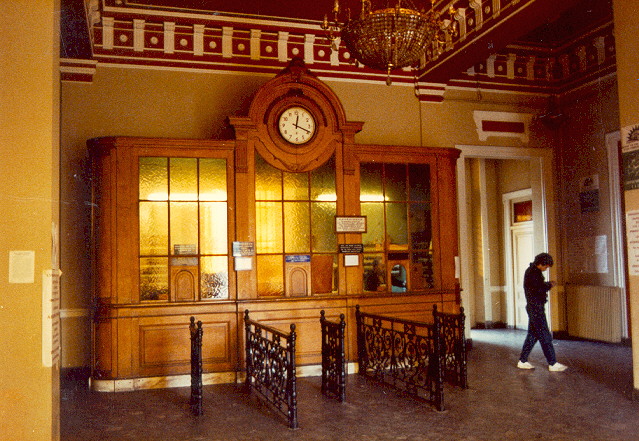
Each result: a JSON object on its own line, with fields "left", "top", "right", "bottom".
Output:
{"left": 566, "top": 285, "right": 625, "bottom": 343}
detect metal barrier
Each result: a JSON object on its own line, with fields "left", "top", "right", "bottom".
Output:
{"left": 355, "top": 305, "right": 445, "bottom": 410}
{"left": 189, "top": 316, "right": 203, "bottom": 416}
{"left": 320, "top": 310, "right": 346, "bottom": 402}
{"left": 244, "top": 310, "right": 299, "bottom": 429}
{"left": 433, "top": 305, "right": 468, "bottom": 389}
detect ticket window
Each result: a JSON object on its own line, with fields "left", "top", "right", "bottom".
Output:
{"left": 388, "top": 252, "right": 409, "bottom": 293}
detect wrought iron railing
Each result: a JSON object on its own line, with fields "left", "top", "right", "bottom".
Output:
{"left": 189, "top": 316, "right": 203, "bottom": 416}
{"left": 355, "top": 305, "right": 444, "bottom": 410}
{"left": 320, "top": 310, "right": 346, "bottom": 402}
{"left": 433, "top": 305, "right": 468, "bottom": 389}
{"left": 244, "top": 310, "right": 299, "bottom": 429}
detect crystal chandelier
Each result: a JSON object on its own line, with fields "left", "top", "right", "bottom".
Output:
{"left": 322, "top": 0, "right": 457, "bottom": 84}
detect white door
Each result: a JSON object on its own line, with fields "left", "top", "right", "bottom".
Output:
{"left": 512, "top": 223, "right": 534, "bottom": 329}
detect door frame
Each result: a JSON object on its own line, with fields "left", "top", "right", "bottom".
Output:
{"left": 503, "top": 188, "right": 533, "bottom": 328}
{"left": 456, "top": 145, "right": 555, "bottom": 335}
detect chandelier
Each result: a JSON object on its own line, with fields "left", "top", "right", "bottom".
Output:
{"left": 322, "top": 0, "right": 457, "bottom": 84}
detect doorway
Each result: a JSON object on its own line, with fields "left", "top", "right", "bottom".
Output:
{"left": 511, "top": 223, "right": 533, "bottom": 329}
{"left": 456, "top": 145, "right": 555, "bottom": 336}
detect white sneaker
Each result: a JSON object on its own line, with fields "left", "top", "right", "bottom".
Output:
{"left": 517, "top": 361, "right": 535, "bottom": 369}
{"left": 548, "top": 362, "right": 567, "bottom": 372}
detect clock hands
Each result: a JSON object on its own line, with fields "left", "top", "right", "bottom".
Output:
{"left": 293, "top": 115, "right": 311, "bottom": 134}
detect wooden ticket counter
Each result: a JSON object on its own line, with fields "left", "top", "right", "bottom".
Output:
{"left": 89, "top": 59, "right": 461, "bottom": 391}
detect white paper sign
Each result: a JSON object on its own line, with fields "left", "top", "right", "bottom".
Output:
{"left": 9, "top": 250, "right": 35, "bottom": 283}
{"left": 626, "top": 210, "right": 639, "bottom": 275}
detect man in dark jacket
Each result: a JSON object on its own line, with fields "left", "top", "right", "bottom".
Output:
{"left": 517, "top": 253, "right": 567, "bottom": 372}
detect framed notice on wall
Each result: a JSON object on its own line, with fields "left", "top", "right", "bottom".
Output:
{"left": 335, "top": 216, "right": 367, "bottom": 233}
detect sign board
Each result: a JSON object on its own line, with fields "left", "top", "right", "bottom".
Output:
{"left": 335, "top": 216, "right": 367, "bottom": 233}
{"left": 339, "top": 243, "right": 364, "bottom": 254}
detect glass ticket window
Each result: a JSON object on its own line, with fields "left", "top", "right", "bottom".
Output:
{"left": 255, "top": 153, "right": 338, "bottom": 297}
{"left": 138, "top": 157, "right": 228, "bottom": 301}
{"left": 360, "top": 162, "right": 433, "bottom": 292}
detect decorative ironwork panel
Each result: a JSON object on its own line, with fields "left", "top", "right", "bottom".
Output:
{"left": 244, "top": 310, "right": 299, "bottom": 429}
{"left": 433, "top": 305, "right": 468, "bottom": 389}
{"left": 320, "top": 310, "right": 346, "bottom": 402}
{"left": 189, "top": 316, "right": 203, "bottom": 416}
{"left": 355, "top": 306, "right": 444, "bottom": 411}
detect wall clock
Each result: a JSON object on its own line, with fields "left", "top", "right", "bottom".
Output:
{"left": 278, "top": 106, "right": 316, "bottom": 145}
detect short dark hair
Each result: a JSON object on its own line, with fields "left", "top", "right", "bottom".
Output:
{"left": 533, "top": 253, "right": 553, "bottom": 266}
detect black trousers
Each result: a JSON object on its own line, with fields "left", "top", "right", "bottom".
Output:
{"left": 519, "top": 304, "right": 557, "bottom": 365}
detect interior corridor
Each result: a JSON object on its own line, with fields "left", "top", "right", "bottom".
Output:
{"left": 61, "top": 329, "right": 638, "bottom": 440}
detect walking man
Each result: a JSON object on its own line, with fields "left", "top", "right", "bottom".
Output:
{"left": 517, "top": 252, "right": 567, "bottom": 372}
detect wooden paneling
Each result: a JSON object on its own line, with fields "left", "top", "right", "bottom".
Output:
{"left": 88, "top": 66, "right": 462, "bottom": 385}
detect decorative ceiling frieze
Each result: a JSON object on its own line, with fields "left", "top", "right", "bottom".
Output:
{"left": 61, "top": 0, "right": 616, "bottom": 100}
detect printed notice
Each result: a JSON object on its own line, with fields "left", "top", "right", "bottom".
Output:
{"left": 9, "top": 250, "right": 35, "bottom": 283}
{"left": 626, "top": 210, "right": 639, "bottom": 275}
{"left": 335, "top": 216, "right": 367, "bottom": 233}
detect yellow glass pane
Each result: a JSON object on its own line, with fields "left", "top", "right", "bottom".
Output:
{"left": 361, "top": 202, "right": 384, "bottom": 251}
{"left": 200, "top": 202, "right": 228, "bottom": 254}
{"left": 385, "top": 163, "right": 407, "bottom": 201}
{"left": 284, "top": 202, "right": 310, "bottom": 253}
{"left": 283, "top": 172, "right": 308, "bottom": 200}
{"left": 139, "top": 157, "right": 168, "bottom": 201}
{"left": 139, "top": 202, "right": 168, "bottom": 255}
{"left": 200, "top": 256, "right": 229, "bottom": 299}
{"left": 387, "top": 202, "right": 408, "bottom": 249}
{"left": 256, "top": 202, "right": 283, "bottom": 253}
{"left": 311, "top": 156, "right": 336, "bottom": 201}
{"left": 257, "top": 255, "right": 284, "bottom": 296}
{"left": 170, "top": 158, "right": 198, "bottom": 201}
{"left": 199, "top": 158, "right": 227, "bottom": 201}
{"left": 170, "top": 202, "right": 198, "bottom": 255}
{"left": 140, "top": 257, "right": 169, "bottom": 301}
{"left": 311, "top": 202, "right": 336, "bottom": 253}
{"left": 255, "top": 154, "right": 282, "bottom": 201}
{"left": 360, "top": 163, "right": 384, "bottom": 201}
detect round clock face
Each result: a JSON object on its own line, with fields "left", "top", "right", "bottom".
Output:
{"left": 278, "top": 106, "right": 316, "bottom": 145}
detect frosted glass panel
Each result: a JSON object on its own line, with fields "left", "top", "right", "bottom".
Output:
{"left": 411, "top": 252, "right": 434, "bottom": 289}
{"left": 360, "top": 163, "right": 383, "bottom": 201}
{"left": 170, "top": 202, "right": 198, "bottom": 255}
{"left": 139, "top": 202, "right": 168, "bottom": 255}
{"left": 255, "top": 154, "right": 282, "bottom": 200}
{"left": 283, "top": 172, "right": 308, "bottom": 200}
{"left": 200, "top": 256, "right": 229, "bottom": 299}
{"left": 140, "top": 257, "right": 169, "bottom": 301}
{"left": 387, "top": 203, "right": 408, "bottom": 249}
{"left": 410, "top": 203, "right": 431, "bottom": 249}
{"left": 199, "top": 158, "right": 227, "bottom": 201}
{"left": 139, "top": 157, "right": 168, "bottom": 200}
{"left": 385, "top": 164, "right": 407, "bottom": 201}
{"left": 284, "top": 202, "right": 310, "bottom": 253}
{"left": 363, "top": 254, "right": 386, "bottom": 292}
{"left": 256, "top": 202, "right": 283, "bottom": 253}
{"left": 311, "top": 156, "right": 336, "bottom": 201}
{"left": 311, "top": 202, "right": 336, "bottom": 252}
{"left": 200, "top": 202, "right": 228, "bottom": 254}
{"left": 409, "top": 164, "right": 430, "bottom": 201}
{"left": 361, "top": 202, "right": 384, "bottom": 251}
{"left": 257, "top": 255, "right": 284, "bottom": 296}
{"left": 170, "top": 158, "right": 198, "bottom": 201}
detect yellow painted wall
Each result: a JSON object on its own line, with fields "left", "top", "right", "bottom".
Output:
{"left": 0, "top": 1, "right": 60, "bottom": 440}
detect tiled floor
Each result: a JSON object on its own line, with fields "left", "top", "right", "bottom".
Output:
{"left": 61, "top": 329, "right": 639, "bottom": 440}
